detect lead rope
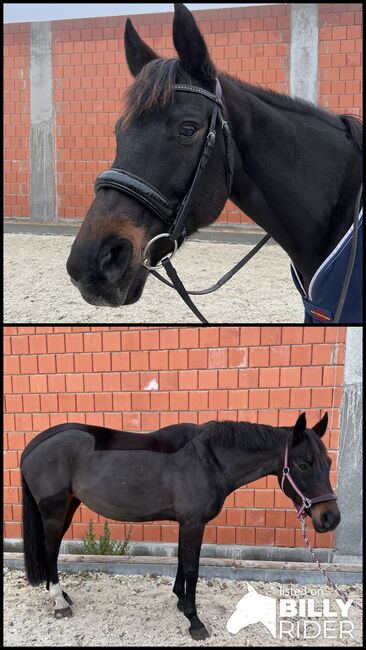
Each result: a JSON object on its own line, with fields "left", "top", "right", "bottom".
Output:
{"left": 300, "top": 515, "right": 362, "bottom": 610}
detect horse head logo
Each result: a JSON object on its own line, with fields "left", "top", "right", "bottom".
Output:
{"left": 226, "top": 583, "right": 277, "bottom": 638}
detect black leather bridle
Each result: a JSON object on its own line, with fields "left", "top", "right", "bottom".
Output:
{"left": 94, "top": 78, "right": 271, "bottom": 323}
{"left": 94, "top": 78, "right": 361, "bottom": 324}
{"left": 95, "top": 79, "right": 233, "bottom": 243}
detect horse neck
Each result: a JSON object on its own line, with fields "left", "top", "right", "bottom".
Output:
{"left": 207, "top": 426, "right": 287, "bottom": 492}
{"left": 220, "top": 75, "right": 361, "bottom": 290}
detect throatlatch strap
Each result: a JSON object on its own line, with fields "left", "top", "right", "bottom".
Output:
{"left": 161, "top": 257, "right": 208, "bottom": 324}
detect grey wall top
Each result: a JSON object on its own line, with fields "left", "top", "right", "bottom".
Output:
{"left": 4, "top": 3, "right": 275, "bottom": 24}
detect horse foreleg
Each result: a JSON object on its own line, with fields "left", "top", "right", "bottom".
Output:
{"left": 173, "top": 526, "right": 185, "bottom": 611}
{"left": 180, "top": 521, "right": 209, "bottom": 640}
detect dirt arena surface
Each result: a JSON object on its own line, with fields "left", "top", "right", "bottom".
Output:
{"left": 4, "top": 568, "right": 362, "bottom": 647}
{"left": 4, "top": 233, "right": 303, "bottom": 323}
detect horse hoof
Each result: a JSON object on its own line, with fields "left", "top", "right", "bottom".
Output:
{"left": 54, "top": 606, "right": 73, "bottom": 619}
{"left": 62, "top": 591, "right": 74, "bottom": 606}
{"left": 189, "top": 626, "right": 209, "bottom": 641}
{"left": 177, "top": 598, "right": 185, "bottom": 611}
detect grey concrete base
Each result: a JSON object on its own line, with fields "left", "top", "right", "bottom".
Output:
{"left": 5, "top": 538, "right": 351, "bottom": 564}
{"left": 4, "top": 552, "right": 362, "bottom": 585}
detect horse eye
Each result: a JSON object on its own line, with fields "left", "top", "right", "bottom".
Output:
{"left": 299, "top": 463, "right": 309, "bottom": 471}
{"left": 179, "top": 124, "right": 196, "bottom": 137}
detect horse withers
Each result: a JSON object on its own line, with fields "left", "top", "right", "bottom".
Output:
{"left": 21, "top": 412, "right": 340, "bottom": 640}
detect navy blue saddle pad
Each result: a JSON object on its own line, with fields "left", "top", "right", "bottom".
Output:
{"left": 291, "top": 211, "right": 363, "bottom": 324}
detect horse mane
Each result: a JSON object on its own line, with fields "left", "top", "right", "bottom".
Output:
{"left": 339, "top": 114, "right": 363, "bottom": 152}
{"left": 201, "top": 420, "right": 329, "bottom": 466}
{"left": 202, "top": 420, "right": 290, "bottom": 451}
{"left": 225, "top": 72, "right": 363, "bottom": 140}
{"left": 122, "top": 56, "right": 363, "bottom": 155}
{"left": 122, "top": 58, "right": 192, "bottom": 128}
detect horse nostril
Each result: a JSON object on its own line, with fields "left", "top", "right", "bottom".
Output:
{"left": 98, "top": 239, "right": 133, "bottom": 284}
{"left": 321, "top": 511, "right": 333, "bottom": 528}
{"left": 320, "top": 510, "right": 340, "bottom": 531}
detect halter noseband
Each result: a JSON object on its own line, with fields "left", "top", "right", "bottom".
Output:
{"left": 281, "top": 438, "right": 337, "bottom": 518}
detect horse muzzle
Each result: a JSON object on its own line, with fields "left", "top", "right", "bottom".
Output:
{"left": 310, "top": 501, "right": 341, "bottom": 533}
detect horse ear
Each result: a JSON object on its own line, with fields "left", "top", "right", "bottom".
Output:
{"left": 124, "top": 18, "right": 159, "bottom": 77}
{"left": 312, "top": 412, "right": 328, "bottom": 438}
{"left": 173, "top": 4, "right": 216, "bottom": 82}
{"left": 292, "top": 412, "right": 307, "bottom": 440}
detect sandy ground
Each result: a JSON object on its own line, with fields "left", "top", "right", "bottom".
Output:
{"left": 4, "top": 233, "right": 304, "bottom": 323}
{"left": 4, "top": 568, "right": 362, "bottom": 647}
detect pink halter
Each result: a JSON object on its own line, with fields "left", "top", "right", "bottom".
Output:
{"left": 281, "top": 439, "right": 337, "bottom": 518}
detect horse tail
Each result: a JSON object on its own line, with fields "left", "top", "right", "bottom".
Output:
{"left": 21, "top": 473, "right": 48, "bottom": 585}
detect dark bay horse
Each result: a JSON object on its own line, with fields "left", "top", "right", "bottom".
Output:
{"left": 21, "top": 412, "right": 340, "bottom": 640}
{"left": 66, "top": 4, "right": 362, "bottom": 322}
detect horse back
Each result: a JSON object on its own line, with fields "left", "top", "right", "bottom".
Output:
{"left": 20, "top": 421, "right": 202, "bottom": 467}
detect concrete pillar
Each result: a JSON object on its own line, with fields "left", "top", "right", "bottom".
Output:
{"left": 334, "top": 327, "right": 363, "bottom": 562}
{"left": 289, "top": 4, "right": 319, "bottom": 104}
{"left": 30, "top": 22, "right": 55, "bottom": 220}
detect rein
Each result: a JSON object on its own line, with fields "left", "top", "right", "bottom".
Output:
{"left": 281, "top": 439, "right": 362, "bottom": 610}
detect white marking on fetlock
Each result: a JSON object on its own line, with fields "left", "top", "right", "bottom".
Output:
{"left": 49, "top": 582, "right": 70, "bottom": 611}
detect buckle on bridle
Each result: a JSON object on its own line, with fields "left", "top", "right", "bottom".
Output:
{"left": 142, "top": 233, "right": 178, "bottom": 270}
{"left": 283, "top": 466, "right": 289, "bottom": 475}
{"left": 303, "top": 498, "right": 312, "bottom": 509}
{"left": 200, "top": 131, "right": 216, "bottom": 170}
{"left": 206, "top": 131, "right": 216, "bottom": 147}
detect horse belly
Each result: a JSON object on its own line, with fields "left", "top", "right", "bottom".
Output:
{"left": 73, "top": 452, "right": 176, "bottom": 523}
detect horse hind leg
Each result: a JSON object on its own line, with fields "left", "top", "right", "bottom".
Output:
{"left": 59, "top": 497, "right": 80, "bottom": 607}
{"left": 39, "top": 490, "right": 80, "bottom": 618}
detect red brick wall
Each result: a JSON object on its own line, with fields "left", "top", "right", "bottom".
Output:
{"left": 319, "top": 3, "right": 362, "bottom": 113}
{"left": 4, "top": 4, "right": 362, "bottom": 224}
{"left": 4, "top": 326, "right": 346, "bottom": 549}
{"left": 3, "top": 23, "right": 31, "bottom": 219}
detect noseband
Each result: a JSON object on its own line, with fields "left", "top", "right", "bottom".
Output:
{"left": 281, "top": 439, "right": 337, "bottom": 518}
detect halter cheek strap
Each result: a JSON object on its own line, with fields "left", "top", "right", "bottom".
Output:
{"left": 281, "top": 440, "right": 337, "bottom": 518}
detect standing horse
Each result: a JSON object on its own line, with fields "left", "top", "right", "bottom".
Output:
{"left": 66, "top": 4, "right": 362, "bottom": 323}
{"left": 21, "top": 412, "right": 340, "bottom": 640}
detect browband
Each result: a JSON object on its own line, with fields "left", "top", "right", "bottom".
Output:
{"left": 172, "top": 83, "right": 223, "bottom": 106}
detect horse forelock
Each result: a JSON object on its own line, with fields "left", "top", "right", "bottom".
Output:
{"left": 122, "top": 58, "right": 191, "bottom": 128}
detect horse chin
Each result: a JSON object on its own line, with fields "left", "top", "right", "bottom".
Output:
{"left": 74, "top": 264, "right": 148, "bottom": 307}
{"left": 78, "top": 289, "right": 127, "bottom": 308}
